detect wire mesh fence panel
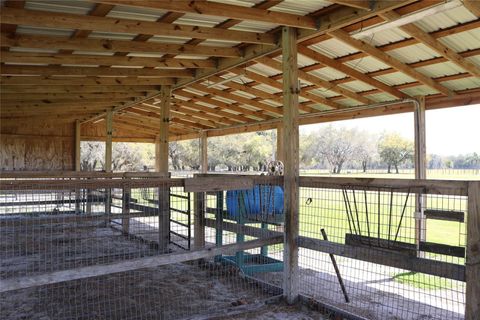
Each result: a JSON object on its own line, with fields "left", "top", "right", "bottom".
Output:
{"left": 296, "top": 178, "right": 467, "bottom": 320}
{"left": 0, "top": 175, "right": 284, "bottom": 320}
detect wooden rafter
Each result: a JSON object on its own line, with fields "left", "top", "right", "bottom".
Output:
{"left": 1, "top": 86, "right": 160, "bottom": 94}
{"left": 1, "top": 7, "right": 277, "bottom": 45}
{"left": 0, "top": 65, "right": 193, "bottom": 78}
{"left": 0, "top": 92, "right": 142, "bottom": 101}
{"left": 170, "top": 98, "right": 246, "bottom": 124}
{"left": 328, "top": 29, "right": 455, "bottom": 96}
{"left": 463, "top": 0, "right": 480, "bottom": 17}
{"left": 0, "top": 77, "right": 175, "bottom": 86}
{"left": 380, "top": 10, "right": 480, "bottom": 78}
{"left": 0, "top": 34, "right": 241, "bottom": 58}
{"left": 94, "top": 0, "right": 317, "bottom": 29}
{"left": 0, "top": 52, "right": 216, "bottom": 69}
{"left": 327, "top": 0, "right": 372, "bottom": 10}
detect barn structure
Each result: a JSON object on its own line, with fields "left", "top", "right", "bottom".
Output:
{"left": 1, "top": 0, "right": 480, "bottom": 319}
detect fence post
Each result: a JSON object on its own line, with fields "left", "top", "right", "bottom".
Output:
{"left": 193, "top": 174, "right": 206, "bottom": 250}
{"left": 122, "top": 176, "right": 130, "bottom": 235}
{"left": 466, "top": 181, "right": 480, "bottom": 320}
{"left": 282, "top": 26, "right": 300, "bottom": 304}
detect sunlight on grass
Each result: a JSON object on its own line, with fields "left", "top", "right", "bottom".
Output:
{"left": 392, "top": 271, "right": 453, "bottom": 290}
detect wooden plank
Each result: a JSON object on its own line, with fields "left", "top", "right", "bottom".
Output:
{"left": 414, "top": 96, "right": 426, "bottom": 255}
{"left": 466, "top": 181, "right": 480, "bottom": 320}
{"left": 424, "top": 209, "right": 465, "bottom": 222}
{"left": 0, "top": 33, "right": 241, "bottom": 58}
{"left": 0, "top": 52, "right": 216, "bottom": 69}
{"left": 419, "top": 242, "right": 465, "bottom": 258}
{"left": 345, "top": 233, "right": 416, "bottom": 256}
{"left": 1, "top": 7, "right": 276, "bottom": 45}
{"left": 282, "top": 26, "right": 300, "bottom": 304}
{"left": 0, "top": 85, "right": 159, "bottom": 94}
{"left": 380, "top": 10, "right": 480, "bottom": 78}
{"left": 184, "top": 176, "right": 254, "bottom": 192}
{"left": 75, "top": 120, "right": 81, "bottom": 172}
{"left": 0, "top": 235, "right": 283, "bottom": 293}
{"left": 95, "top": 0, "right": 317, "bottom": 29}
{"left": 200, "top": 131, "right": 208, "bottom": 174}
{"left": 299, "top": 176, "right": 469, "bottom": 196}
{"left": 1, "top": 92, "right": 141, "bottom": 101}
{"left": 328, "top": 29, "right": 454, "bottom": 96}
{"left": 298, "top": 236, "right": 465, "bottom": 282}
{"left": 0, "top": 76, "right": 175, "bottom": 86}
{"left": 328, "top": 0, "right": 372, "bottom": 10}
{"left": 463, "top": 0, "right": 480, "bottom": 18}
{"left": 204, "top": 218, "right": 281, "bottom": 239}
{"left": 1, "top": 65, "right": 193, "bottom": 78}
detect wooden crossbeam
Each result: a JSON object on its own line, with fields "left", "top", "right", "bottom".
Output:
{"left": 328, "top": 29, "right": 455, "bottom": 96}
{"left": 1, "top": 65, "right": 193, "bottom": 78}
{"left": 0, "top": 76, "right": 175, "bottom": 86}
{"left": 380, "top": 10, "right": 480, "bottom": 78}
{"left": 0, "top": 34, "right": 241, "bottom": 58}
{"left": 0, "top": 52, "right": 216, "bottom": 69}
{"left": 328, "top": 0, "right": 372, "bottom": 10}
{"left": 255, "top": 56, "right": 372, "bottom": 104}
{"left": 129, "top": 105, "right": 217, "bottom": 129}
{"left": 1, "top": 7, "right": 277, "bottom": 45}
{"left": 1, "top": 85, "right": 159, "bottom": 94}
{"left": 463, "top": 0, "right": 480, "bottom": 17}
{"left": 94, "top": 0, "right": 317, "bottom": 29}
{"left": 297, "top": 45, "right": 409, "bottom": 99}
{"left": 0, "top": 92, "right": 141, "bottom": 101}
{"left": 170, "top": 98, "right": 246, "bottom": 124}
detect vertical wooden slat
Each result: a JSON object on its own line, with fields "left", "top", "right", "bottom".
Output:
{"left": 200, "top": 131, "right": 208, "bottom": 173}
{"left": 157, "top": 85, "right": 171, "bottom": 251}
{"left": 104, "top": 109, "right": 113, "bottom": 217}
{"left": 414, "top": 97, "right": 426, "bottom": 254}
{"left": 193, "top": 174, "right": 206, "bottom": 250}
{"left": 282, "top": 26, "right": 300, "bottom": 304}
{"left": 75, "top": 120, "right": 81, "bottom": 213}
{"left": 466, "top": 181, "right": 480, "bottom": 320}
{"left": 276, "top": 125, "right": 284, "bottom": 162}
{"left": 122, "top": 177, "right": 130, "bottom": 234}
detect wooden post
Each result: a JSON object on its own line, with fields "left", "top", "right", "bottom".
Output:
{"left": 104, "top": 110, "right": 113, "bottom": 219}
{"left": 193, "top": 175, "right": 206, "bottom": 250}
{"left": 414, "top": 97, "right": 426, "bottom": 255}
{"left": 200, "top": 131, "right": 208, "bottom": 173}
{"left": 276, "top": 125, "right": 284, "bottom": 163}
{"left": 75, "top": 120, "right": 81, "bottom": 214}
{"left": 466, "top": 181, "right": 480, "bottom": 320}
{"left": 157, "top": 85, "right": 171, "bottom": 251}
{"left": 122, "top": 177, "right": 131, "bottom": 234}
{"left": 282, "top": 26, "right": 300, "bottom": 304}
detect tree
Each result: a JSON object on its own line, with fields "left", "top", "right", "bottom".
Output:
{"left": 378, "top": 133, "right": 414, "bottom": 173}
{"left": 80, "top": 141, "right": 104, "bottom": 171}
{"left": 355, "top": 131, "right": 377, "bottom": 173}
{"left": 81, "top": 142, "right": 144, "bottom": 171}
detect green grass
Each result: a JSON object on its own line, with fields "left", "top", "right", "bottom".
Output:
{"left": 392, "top": 271, "right": 454, "bottom": 290}
{"left": 300, "top": 169, "right": 479, "bottom": 180}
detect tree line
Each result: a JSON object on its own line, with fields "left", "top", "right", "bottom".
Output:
{"left": 81, "top": 127, "right": 479, "bottom": 173}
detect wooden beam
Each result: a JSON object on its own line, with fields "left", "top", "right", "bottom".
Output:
{"left": 94, "top": 0, "right": 317, "bottom": 29}
{"left": 414, "top": 96, "right": 426, "bottom": 258}
{"left": 297, "top": 45, "right": 409, "bottom": 99}
{"left": 1, "top": 65, "right": 193, "bottom": 78}
{"left": 1, "top": 85, "right": 159, "bottom": 94}
{"left": 328, "top": 29, "right": 455, "bottom": 96}
{"left": 327, "top": 0, "right": 372, "bottom": 10}
{"left": 1, "top": 7, "right": 277, "bottom": 45}
{"left": 282, "top": 26, "right": 300, "bottom": 304}
{"left": 463, "top": 0, "right": 480, "bottom": 17}
{"left": 1, "top": 101, "right": 119, "bottom": 110}
{"left": 0, "top": 76, "right": 175, "bottom": 86}
{"left": 1, "top": 92, "right": 141, "bottom": 101}
{"left": 0, "top": 235, "right": 282, "bottom": 293}
{"left": 0, "top": 33, "right": 241, "bottom": 58}
{"left": 380, "top": 10, "right": 480, "bottom": 78}
{"left": 105, "top": 110, "right": 113, "bottom": 173}
{"left": 0, "top": 52, "right": 216, "bottom": 69}
{"left": 466, "top": 181, "right": 480, "bottom": 320}
{"left": 156, "top": 86, "right": 171, "bottom": 173}
{"left": 200, "top": 131, "right": 208, "bottom": 174}
{"left": 75, "top": 120, "right": 81, "bottom": 172}
{"left": 276, "top": 125, "right": 284, "bottom": 162}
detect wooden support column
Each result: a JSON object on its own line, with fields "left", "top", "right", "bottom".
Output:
{"left": 282, "top": 26, "right": 300, "bottom": 304}
{"left": 104, "top": 110, "right": 113, "bottom": 218}
{"left": 122, "top": 177, "right": 131, "bottom": 234}
{"left": 74, "top": 120, "right": 81, "bottom": 214}
{"left": 200, "top": 131, "right": 208, "bottom": 173}
{"left": 157, "top": 85, "right": 171, "bottom": 251}
{"left": 466, "top": 181, "right": 480, "bottom": 320}
{"left": 414, "top": 97, "right": 426, "bottom": 255}
{"left": 276, "top": 125, "right": 284, "bottom": 162}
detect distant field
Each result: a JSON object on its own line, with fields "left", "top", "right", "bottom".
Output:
{"left": 300, "top": 168, "right": 480, "bottom": 180}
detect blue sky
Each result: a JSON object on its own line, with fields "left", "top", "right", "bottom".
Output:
{"left": 300, "top": 104, "right": 480, "bottom": 156}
